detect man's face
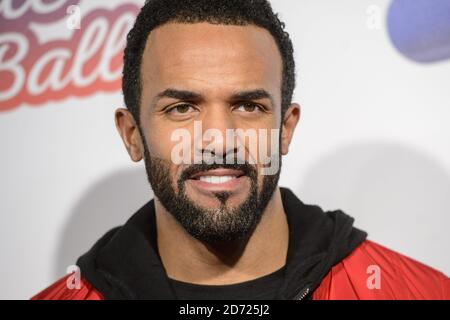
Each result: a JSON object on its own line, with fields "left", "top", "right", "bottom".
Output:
{"left": 122, "top": 22, "right": 297, "bottom": 243}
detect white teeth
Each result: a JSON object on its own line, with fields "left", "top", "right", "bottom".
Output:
{"left": 199, "top": 175, "right": 235, "bottom": 184}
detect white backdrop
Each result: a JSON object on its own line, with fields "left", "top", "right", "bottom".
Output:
{"left": 0, "top": 0, "right": 449, "bottom": 299}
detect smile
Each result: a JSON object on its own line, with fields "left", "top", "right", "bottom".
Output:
{"left": 186, "top": 168, "right": 247, "bottom": 192}
{"left": 198, "top": 175, "right": 236, "bottom": 184}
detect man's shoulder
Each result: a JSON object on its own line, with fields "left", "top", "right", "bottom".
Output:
{"left": 32, "top": 275, "right": 103, "bottom": 300}
{"left": 314, "top": 240, "right": 449, "bottom": 300}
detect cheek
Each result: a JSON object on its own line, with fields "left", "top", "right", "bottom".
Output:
{"left": 142, "top": 126, "right": 184, "bottom": 185}
{"left": 147, "top": 136, "right": 171, "bottom": 159}
{"left": 143, "top": 122, "right": 179, "bottom": 160}
{"left": 245, "top": 128, "right": 280, "bottom": 166}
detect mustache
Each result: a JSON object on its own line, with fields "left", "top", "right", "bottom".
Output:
{"left": 179, "top": 162, "right": 258, "bottom": 182}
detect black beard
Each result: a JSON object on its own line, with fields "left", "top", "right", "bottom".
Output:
{"left": 142, "top": 146, "right": 281, "bottom": 244}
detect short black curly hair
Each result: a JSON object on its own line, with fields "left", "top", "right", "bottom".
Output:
{"left": 123, "top": 0, "right": 296, "bottom": 124}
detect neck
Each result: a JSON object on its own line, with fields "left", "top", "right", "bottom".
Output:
{"left": 155, "top": 187, "right": 289, "bottom": 285}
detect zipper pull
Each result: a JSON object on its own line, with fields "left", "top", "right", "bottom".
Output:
{"left": 294, "top": 287, "right": 310, "bottom": 300}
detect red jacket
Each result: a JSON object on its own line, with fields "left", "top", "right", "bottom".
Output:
{"left": 32, "top": 240, "right": 449, "bottom": 300}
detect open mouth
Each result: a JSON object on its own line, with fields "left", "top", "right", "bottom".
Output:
{"left": 189, "top": 169, "right": 245, "bottom": 183}
{"left": 186, "top": 168, "right": 247, "bottom": 191}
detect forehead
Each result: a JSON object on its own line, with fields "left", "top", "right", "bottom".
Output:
{"left": 140, "top": 22, "right": 282, "bottom": 102}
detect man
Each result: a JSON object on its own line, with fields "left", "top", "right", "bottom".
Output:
{"left": 34, "top": 0, "right": 448, "bottom": 300}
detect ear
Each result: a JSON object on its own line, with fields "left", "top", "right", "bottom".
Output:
{"left": 281, "top": 103, "right": 301, "bottom": 155}
{"left": 114, "top": 108, "right": 144, "bottom": 162}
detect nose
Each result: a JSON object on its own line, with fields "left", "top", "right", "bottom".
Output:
{"left": 195, "top": 104, "right": 238, "bottom": 163}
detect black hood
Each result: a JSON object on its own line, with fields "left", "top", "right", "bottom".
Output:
{"left": 77, "top": 187, "right": 367, "bottom": 300}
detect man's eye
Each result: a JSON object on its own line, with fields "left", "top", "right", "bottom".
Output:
{"left": 234, "top": 103, "right": 263, "bottom": 113}
{"left": 167, "top": 104, "right": 196, "bottom": 114}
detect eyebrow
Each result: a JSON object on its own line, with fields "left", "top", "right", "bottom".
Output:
{"left": 154, "top": 88, "right": 203, "bottom": 103}
{"left": 152, "top": 88, "right": 275, "bottom": 108}
{"left": 230, "top": 89, "right": 275, "bottom": 106}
